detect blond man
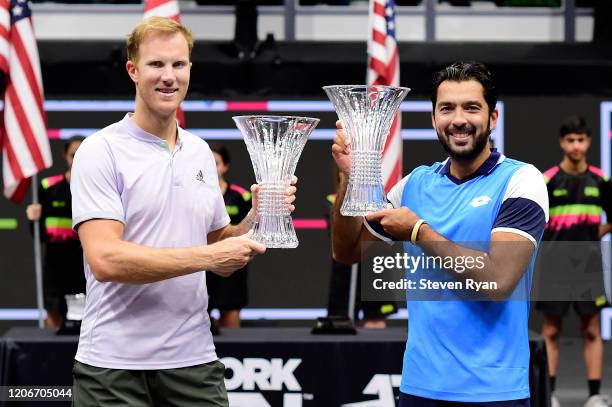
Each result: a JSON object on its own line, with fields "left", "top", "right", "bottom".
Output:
{"left": 70, "top": 17, "right": 296, "bottom": 406}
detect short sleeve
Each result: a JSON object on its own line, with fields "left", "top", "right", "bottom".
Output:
{"left": 386, "top": 174, "right": 411, "bottom": 209}
{"left": 363, "top": 173, "right": 412, "bottom": 242}
{"left": 204, "top": 147, "right": 230, "bottom": 233}
{"left": 491, "top": 164, "right": 549, "bottom": 245}
{"left": 71, "top": 135, "right": 125, "bottom": 231}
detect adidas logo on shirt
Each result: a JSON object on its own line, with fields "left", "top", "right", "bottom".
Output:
{"left": 470, "top": 195, "right": 491, "bottom": 208}
{"left": 196, "top": 170, "right": 205, "bottom": 183}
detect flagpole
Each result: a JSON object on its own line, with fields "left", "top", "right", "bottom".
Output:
{"left": 348, "top": 263, "right": 358, "bottom": 322}
{"left": 31, "top": 174, "right": 45, "bottom": 328}
{"left": 2, "top": 0, "right": 51, "bottom": 328}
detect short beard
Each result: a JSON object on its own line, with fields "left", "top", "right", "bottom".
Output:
{"left": 438, "top": 122, "right": 491, "bottom": 161}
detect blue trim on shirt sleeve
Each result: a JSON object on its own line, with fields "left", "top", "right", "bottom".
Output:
{"left": 493, "top": 197, "right": 546, "bottom": 241}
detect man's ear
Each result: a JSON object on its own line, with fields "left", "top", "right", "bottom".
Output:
{"left": 126, "top": 60, "right": 138, "bottom": 84}
{"left": 488, "top": 107, "right": 499, "bottom": 132}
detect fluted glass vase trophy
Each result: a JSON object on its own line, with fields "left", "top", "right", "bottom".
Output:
{"left": 234, "top": 115, "right": 319, "bottom": 248}
{"left": 323, "top": 85, "right": 410, "bottom": 216}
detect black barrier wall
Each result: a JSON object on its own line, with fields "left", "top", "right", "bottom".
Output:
{"left": 0, "top": 327, "right": 551, "bottom": 407}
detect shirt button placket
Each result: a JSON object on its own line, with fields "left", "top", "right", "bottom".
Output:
{"left": 170, "top": 148, "right": 182, "bottom": 187}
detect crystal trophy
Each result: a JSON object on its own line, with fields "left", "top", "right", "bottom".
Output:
{"left": 233, "top": 115, "right": 319, "bottom": 248}
{"left": 323, "top": 85, "right": 410, "bottom": 216}
{"left": 57, "top": 293, "right": 85, "bottom": 335}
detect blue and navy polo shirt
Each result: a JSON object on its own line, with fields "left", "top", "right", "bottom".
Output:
{"left": 366, "top": 149, "right": 549, "bottom": 402}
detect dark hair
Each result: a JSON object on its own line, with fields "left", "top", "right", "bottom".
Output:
{"left": 431, "top": 61, "right": 497, "bottom": 116}
{"left": 64, "top": 135, "right": 85, "bottom": 154}
{"left": 210, "top": 144, "right": 231, "bottom": 165}
{"left": 560, "top": 115, "right": 590, "bottom": 138}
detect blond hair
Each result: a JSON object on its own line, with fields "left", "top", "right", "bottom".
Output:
{"left": 127, "top": 17, "right": 193, "bottom": 63}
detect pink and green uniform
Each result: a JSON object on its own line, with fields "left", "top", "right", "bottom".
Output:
{"left": 37, "top": 173, "right": 85, "bottom": 316}
{"left": 538, "top": 165, "right": 611, "bottom": 312}
{"left": 207, "top": 183, "right": 252, "bottom": 311}
{"left": 543, "top": 165, "right": 612, "bottom": 241}
{"left": 40, "top": 174, "right": 78, "bottom": 243}
{"left": 226, "top": 184, "right": 251, "bottom": 222}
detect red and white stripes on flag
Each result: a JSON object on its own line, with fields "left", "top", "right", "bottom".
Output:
{"left": 367, "top": 0, "right": 401, "bottom": 193}
{"left": 143, "top": 0, "right": 186, "bottom": 128}
{"left": 0, "top": 0, "right": 9, "bottom": 74}
{"left": 144, "top": 0, "right": 180, "bottom": 22}
{"left": 1, "top": 0, "right": 52, "bottom": 202}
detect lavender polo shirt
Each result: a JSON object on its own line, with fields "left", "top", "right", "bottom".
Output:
{"left": 71, "top": 114, "right": 230, "bottom": 369}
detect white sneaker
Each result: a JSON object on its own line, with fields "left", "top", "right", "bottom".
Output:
{"left": 584, "top": 394, "right": 611, "bottom": 407}
{"left": 551, "top": 393, "right": 561, "bottom": 407}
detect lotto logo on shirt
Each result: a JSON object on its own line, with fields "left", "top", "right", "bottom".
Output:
{"left": 469, "top": 195, "right": 492, "bottom": 208}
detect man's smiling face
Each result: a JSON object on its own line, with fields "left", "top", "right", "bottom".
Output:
{"left": 432, "top": 79, "right": 498, "bottom": 160}
{"left": 127, "top": 31, "right": 191, "bottom": 120}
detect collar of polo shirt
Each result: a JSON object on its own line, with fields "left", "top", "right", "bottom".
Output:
{"left": 124, "top": 113, "right": 183, "bottom": 149}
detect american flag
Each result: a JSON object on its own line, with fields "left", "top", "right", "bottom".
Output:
{"left": 143, "top": 0, "right": 186, "bottom": 128}
{"left": 0, "top": 0, "right": 8, "bottom": 74}
{"left": 0, "top": 0, "right": 52, "bottom": 202}
{"left": 144, "top": 0, "right": 180, "bottom": 22}
{"left": 367, "top": 0, "right": 401, "bottom": 193}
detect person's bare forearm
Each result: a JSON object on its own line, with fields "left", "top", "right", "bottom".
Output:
{"left": 599, "top": 223, "right": 612, "bottom": 238}
{"left": 86, "top": 239, "right": 216, "bottom": 284}
{"left": 416, "top": 225, "right": 533, "bottom": 299}
{"left": 79, "top": 217, "right": 260, "bottom": 284}
{"left": 364, "top": 206, "right": 536, "bottom": 300}
{"left": 221, "top": 211, "right": 254, "bottom": 239}
{"left": 331, "top": 173, "right": 364, "bottom": 264}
